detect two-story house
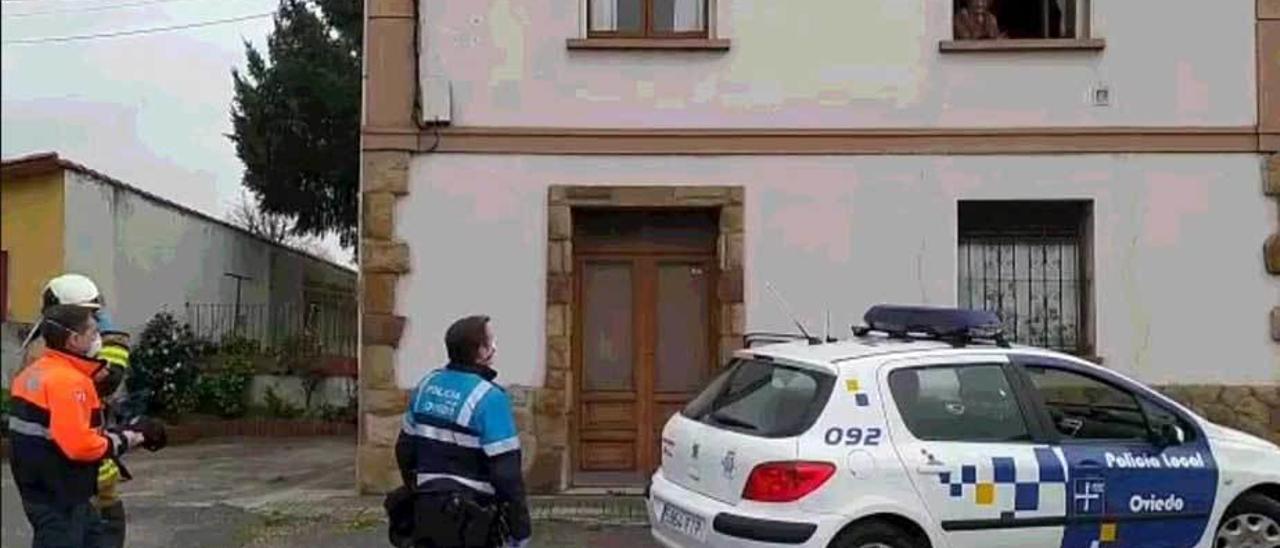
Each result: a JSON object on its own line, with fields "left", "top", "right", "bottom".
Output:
{"left": 357, "top": 0, "right": 1280, "bottom": 494}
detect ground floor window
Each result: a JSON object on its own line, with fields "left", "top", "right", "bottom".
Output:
{"left": 957, "top": 200, "right": 1092, "bottom": 355}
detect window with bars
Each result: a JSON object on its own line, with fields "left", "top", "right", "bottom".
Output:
{"left": 589, "top": 0, "right": 708, "bottom": 37}
{"left": 957, "top": 201, "right": 1092, "bottom": 355}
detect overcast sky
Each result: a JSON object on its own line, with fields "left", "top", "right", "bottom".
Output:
{"left": 1, "top": 0, "right": 351, "bottom": 266}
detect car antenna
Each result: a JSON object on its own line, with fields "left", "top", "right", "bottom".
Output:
{"left": 764, "top": 282, "right": 820, "bottom": 345}
{"left": 824, "top": 309, "right": 837, "bottom": 343}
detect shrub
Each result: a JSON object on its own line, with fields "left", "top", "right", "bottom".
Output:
{"left": 195, "top": 354, "right": 255, "bottom": 419}
{"left": 128, "top": 311, "right": 215, "bottom": 418}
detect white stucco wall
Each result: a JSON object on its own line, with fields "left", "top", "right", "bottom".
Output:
{"left": 395, "top": 153, "right": 1279, "bottom": 388}
{"left": 420, "top": 0, "right": 1256, "bottom": 128}
{"left": 61, "top": 171, "right": 355, "bottom": 339}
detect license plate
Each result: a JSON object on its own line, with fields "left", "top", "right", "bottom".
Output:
{"left": 658, "top": 498, "right": 706, "bottom": 542}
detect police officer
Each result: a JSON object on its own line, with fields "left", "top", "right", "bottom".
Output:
{"left": 8, "top": 304, "right": 160, "bottom": 547}
{"left": 394, "top": 315, "right": 532, "bottom": 547}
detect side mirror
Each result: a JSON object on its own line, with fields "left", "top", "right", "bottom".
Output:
{"left": 1152, "top": 423, "right": 1186, "bottom": 447}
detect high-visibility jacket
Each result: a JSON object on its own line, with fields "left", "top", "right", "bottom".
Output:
{"left": 395, "top": 361, "right": 532, "bottom": 541}
{"left": 94, "top": 336, "right": 131, "bottom": 506}
{"left": 8, "top": 350, "right": 130, "bottom": 507}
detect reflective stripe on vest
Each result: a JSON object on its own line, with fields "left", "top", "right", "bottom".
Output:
{"left": 99, "top": 346, "right": 129, "bottom": 368}
{"left": 416, "top": 472, "right": 496, "bottom": 495}
{"left": 8, "top": 417, "right": 52, "bottom": 439}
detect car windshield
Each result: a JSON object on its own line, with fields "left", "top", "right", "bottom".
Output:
{"left": 681, "top": 358, "right": 835, "bottom": 438}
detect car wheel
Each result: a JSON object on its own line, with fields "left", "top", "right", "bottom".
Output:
{"left": 1214, "top": 493, "right": 1280, "bottom": 548}
{"left": 830, "top": 520, "right": 924, "bottom": 548}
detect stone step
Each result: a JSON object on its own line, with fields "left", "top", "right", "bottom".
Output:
{"left": 528, "top": 495, "right": 650, "bottom": 525}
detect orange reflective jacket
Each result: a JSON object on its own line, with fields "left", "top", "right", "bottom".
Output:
{"left": 9, "top": 350, "right": 126, "bottom": 505}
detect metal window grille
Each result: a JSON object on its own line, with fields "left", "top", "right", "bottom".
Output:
{"left": 958, "top": 202, "right": 1089, "bottom": 354}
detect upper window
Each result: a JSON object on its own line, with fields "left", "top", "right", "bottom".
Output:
{"left": 958, "top": 200, "right": 1093, "bottom": 356}
{"left": 888, "top": 364, "right": 1032, "bottom": 443}
{"left": 589, "top": 0, "right": 708, "bottom": 38}
{"left": 952, "top": 0, "right": 1088, "bottom": 41}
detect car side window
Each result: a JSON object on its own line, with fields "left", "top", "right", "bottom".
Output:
{"left": 1023, "top": 366, "right": 1149, "bottom": 441}
{"left": 888, "top": 364, "right": 1031, "bottom": 443}
{"left": 1139, "top": 396, "right": 1197, "bottom": 443}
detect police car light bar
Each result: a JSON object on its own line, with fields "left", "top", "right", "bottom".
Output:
{"left": 853, "top": 305, "right": 1010, "bottom": 348}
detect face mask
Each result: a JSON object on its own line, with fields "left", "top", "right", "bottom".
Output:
{"left": 82, "top": 333, "right": 103, "bottom": 358}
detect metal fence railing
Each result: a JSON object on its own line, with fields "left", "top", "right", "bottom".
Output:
{"left": 184, "top": 300, "right": 357, "bottom": 357}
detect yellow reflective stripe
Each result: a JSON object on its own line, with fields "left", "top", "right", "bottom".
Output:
{"left": 99, "top": 346, "right": 130, "bottom": 368}
{"left": 99, "top": 459, "right": 120, "bottom": 483}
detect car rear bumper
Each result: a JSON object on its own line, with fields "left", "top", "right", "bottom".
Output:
{"left": 647, "top": 471, "right": 845, "bottom": 548}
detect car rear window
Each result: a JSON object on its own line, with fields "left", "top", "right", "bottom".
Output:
{"left": 681, "top": 358, "right": 835, "bottom": 438}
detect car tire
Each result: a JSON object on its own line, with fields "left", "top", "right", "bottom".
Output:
{"left": 830, "top": 520, "right": 925, "bottom": 548}
{"left": 1214, "top": 492, "right": 1280, "bottom": 548}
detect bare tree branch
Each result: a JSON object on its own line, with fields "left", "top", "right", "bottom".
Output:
{"left": 226, "top": 190, "right": 333, "bottom": 261}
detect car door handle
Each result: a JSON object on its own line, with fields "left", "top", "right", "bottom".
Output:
{"left": 916, "top": 463, "right": 950, "bottom": 475}
{"left": 1076, "top": 460, "right": 1103, "bottom": 471}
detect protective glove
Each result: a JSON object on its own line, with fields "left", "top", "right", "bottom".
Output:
{"left": 125, "top": 417, "right": 167, "bottom": 452}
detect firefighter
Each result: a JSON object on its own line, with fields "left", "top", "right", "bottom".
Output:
{"left": 11, "top": 274, "right": 161, "bottom": 547}
{"left": 8, "top": 304, "right": 160, "bottom": 547}
{"left": 91, "top": 327, "right": 132, "bottom": 548}
{"left": 20, "top": 274, "right": 133, "bottom": 547}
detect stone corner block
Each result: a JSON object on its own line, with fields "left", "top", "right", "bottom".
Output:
{"left": 548, "top": 205, "right": 572, "bottom": 240}
{"left": 363, "top": 413, "right": 402, "bottom": 448}
{"left": 361, "top": 344, "right": 397, "bottom": 390}
{"left": 1266, "top": 154, "right": 1280, "bottom": 196}
{"left": 357, "top": 445, "right": 401, "bottom": 495}
{"left": 1266, "top": 234, "right": 1280, "bottom": 275}
{"left": 1272, "top": 306, "right": 1280, "bottom": 342}
{"left": 362, "top": 192, "right": 397, "bottom": 240}
{"left": 363, "top": 387, "right": 410, "bottom": 416}
{"left": 362, "top": 151, "right": 410, "bottom": 195}
{"left": 525, "top": 450, "right": 565, "bottom": 494}
{"left": 363, "top": 314, "right": 407, "bottom": 347}
{"left": 362, "top": 240, "right": 410, "bottom": 274}
{"left": 362, "top": 273, "right": 398, "bottom": 315}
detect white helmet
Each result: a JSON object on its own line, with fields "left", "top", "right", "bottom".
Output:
{"left": 41, "top": 273, "right": 103, "bottom": 311}
{"left": 18, "top": 274, "right": 107, "bottom": 353}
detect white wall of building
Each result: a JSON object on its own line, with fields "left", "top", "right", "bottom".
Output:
{"left": 395, "top": 153, "right": 1279, "bottom": 388}
{"left": 61, "top": 171, "right": 354, "bottom": 339}
{"left": 419, "top": 0, "right": 1255, "bottom": 128}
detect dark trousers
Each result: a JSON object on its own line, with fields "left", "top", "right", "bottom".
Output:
{"left": 92, "top": 501, "right": 126, "bottom": 548}
{"left": 21, "top": 499, "right": 101, "bottom": 548}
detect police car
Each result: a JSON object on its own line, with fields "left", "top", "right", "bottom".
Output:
{"left": 648, "top": 305, "right": 1280, "bottom": 548}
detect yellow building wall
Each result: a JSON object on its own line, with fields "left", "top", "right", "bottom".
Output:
{"left": 1, "top": 170, "right": 66, "bottom": 322}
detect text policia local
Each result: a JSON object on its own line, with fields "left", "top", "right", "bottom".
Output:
{"left": 1104, "top": 451, "right": 1207, "bottom": 470}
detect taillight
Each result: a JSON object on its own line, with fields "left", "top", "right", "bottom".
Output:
{"left": 741, "top": 461, "right": 836, "bottom": 502}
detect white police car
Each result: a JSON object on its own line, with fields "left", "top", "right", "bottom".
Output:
{"left": 648, "top": 305, "right": 1280, "bottom": 548}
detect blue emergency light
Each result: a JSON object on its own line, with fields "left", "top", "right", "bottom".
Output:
{"left": 854, "top": 305, "right": 1009, "bottom": 348}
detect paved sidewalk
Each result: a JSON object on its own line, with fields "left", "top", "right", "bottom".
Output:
{"left": 1, "top": 437, "right": 658, "bottom": 548}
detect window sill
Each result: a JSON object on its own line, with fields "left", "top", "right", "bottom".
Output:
{"left": 567, "top": 38, "right": 731, "bottom": 51}
{"left": 939, "top": 38, "right": 1106, "bottom": 53}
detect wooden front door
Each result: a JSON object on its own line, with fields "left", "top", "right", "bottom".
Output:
{"left": 572, "top": 210, "right": 718, "bottom": 486}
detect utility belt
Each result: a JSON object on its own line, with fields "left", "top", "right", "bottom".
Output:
{"left": 385, "top": 485, "right": 511, "bottom": 548}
